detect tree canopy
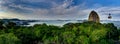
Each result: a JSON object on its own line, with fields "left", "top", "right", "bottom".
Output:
{"left": 0, "top": 21, "right": 119, "bottom": 44}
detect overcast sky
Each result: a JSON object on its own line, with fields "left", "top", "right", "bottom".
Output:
{"left": 0, "top": 0, "right": 120, "bottom": 20}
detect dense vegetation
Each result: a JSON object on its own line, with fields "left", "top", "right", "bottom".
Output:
{"left": 0, "top": 21, "right": 120, "bottom": 44}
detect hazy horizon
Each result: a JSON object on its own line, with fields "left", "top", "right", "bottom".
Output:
{"left": 0, "top": 0, "right": 120, "bottom": 20}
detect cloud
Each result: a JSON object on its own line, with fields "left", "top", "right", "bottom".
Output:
{"left": 0, "top": 0, "right": 120, "bottom": 20}
{"left": 0, "top": 0, "right": 88, "bottom": 20}
{"left": 83, "top": 6, "right": 120, "bottom": 21}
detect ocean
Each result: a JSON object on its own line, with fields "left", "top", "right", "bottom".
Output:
{"left": 28, "top": 20, "right": 120, "bottom": 28}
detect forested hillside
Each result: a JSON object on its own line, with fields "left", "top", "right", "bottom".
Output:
{"left": 0, "top": 21, "right": 120, "bottom": 44}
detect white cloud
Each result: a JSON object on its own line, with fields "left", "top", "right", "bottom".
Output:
{"left": 83, "top": 6, "right": 120, "bottom": 20}
{"left": 12, "top": 0, "right": 87, "bottom": 20}
{"left": 0, "top": 0, "right": 99, "bottom": 20}
{"left": 0, "top": 0, "right": 120, "bottom": 21}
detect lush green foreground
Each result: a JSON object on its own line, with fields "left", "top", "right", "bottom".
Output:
{"left": 0, "top": 21, "right": 120, "bottom": 44}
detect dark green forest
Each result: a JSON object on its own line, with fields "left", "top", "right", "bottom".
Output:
{"left": 0, "top": 21, "right": 120, "bottom": 44}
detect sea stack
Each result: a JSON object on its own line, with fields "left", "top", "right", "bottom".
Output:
{"left": 88, "top": 10, "right": 100, "bottom": 23}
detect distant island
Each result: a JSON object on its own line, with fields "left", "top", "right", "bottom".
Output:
{"left": 0, "top": 11, "right": 119, "bottom": 44}
{"left": 0, "top": 18, "right": 39, "bottom": 26}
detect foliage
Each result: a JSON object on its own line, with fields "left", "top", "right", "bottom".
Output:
{"left": 0, "top": 33, "right": 21, "bottom": 44}
{"left": 0, "top": 21, "right": 119, "bottom": 44}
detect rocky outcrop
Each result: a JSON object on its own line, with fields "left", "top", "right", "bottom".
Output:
{"left": 88, "top": 11, "right": 100, "bottom": 23}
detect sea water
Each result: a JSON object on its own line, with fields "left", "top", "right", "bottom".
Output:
{"left": 28, "top": 20, "right": 120, "bottom": 28}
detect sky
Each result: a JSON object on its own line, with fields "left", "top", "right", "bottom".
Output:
{"left": 0, "top": 0, "right": 120, "bottom": 20}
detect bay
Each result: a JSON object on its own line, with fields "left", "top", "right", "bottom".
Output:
{"left": 28, "top": 20, "right": 120, "bottom": 28}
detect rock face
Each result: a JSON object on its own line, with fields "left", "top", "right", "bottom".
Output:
{"left": 88, "top": 11, "right": 100, "bottom": 23}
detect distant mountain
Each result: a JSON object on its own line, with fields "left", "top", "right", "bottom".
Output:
{"left": 0, "top": 19, "right": 120, "bottom": 28}
{"left": 0, "top": 18, "right": 39, "bottom": 26}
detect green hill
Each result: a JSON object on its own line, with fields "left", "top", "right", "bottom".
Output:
{"left": 0, "top": 21, "right": 119, "bottom": 44}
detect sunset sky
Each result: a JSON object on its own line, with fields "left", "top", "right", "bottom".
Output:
{"left": 0, "top": 0, "right": 120, "bottom": 20}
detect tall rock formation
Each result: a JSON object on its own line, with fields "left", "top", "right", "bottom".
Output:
{"left": 88, "top": 11, "right": 100, "bottom": 23}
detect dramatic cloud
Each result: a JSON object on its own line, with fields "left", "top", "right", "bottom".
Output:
{"left": 0, "top": 0, "right": 120, "bottom": 20}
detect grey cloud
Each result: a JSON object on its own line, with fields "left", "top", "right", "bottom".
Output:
{"left": 0, "top": 0, "right": 92, "bottom": 20}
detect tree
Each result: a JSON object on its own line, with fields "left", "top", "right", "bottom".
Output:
{"left": 0, "top": 33, "right": 21, "bottom": 44}
{"left": 0, "top": 21, "right": 4, "bottom": 29}
{"left": 75, "top": 35, "right": 89, "bottom": 44}
{"left": 6, "top": 22, "right": 16, "bottom": 28}
{"left": 61, "top": 31, "right": 76, "bottom": 44}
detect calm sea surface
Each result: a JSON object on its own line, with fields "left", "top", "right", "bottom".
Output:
{"left": 28, "top": 20, "right": 120, "bottom": 28}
